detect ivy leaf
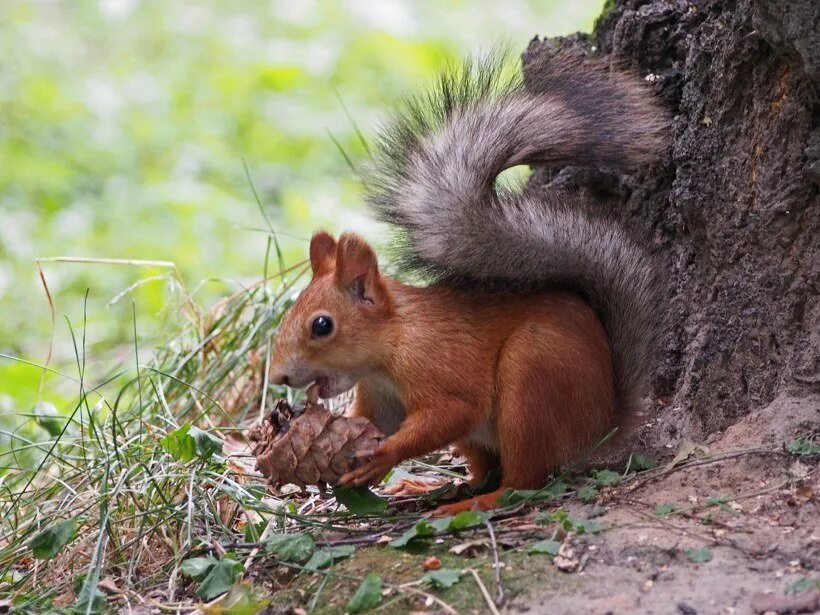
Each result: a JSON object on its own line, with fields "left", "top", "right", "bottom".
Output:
{"left": 304, "top": 545, "right": 356, "bottom": 572}
{"left": 188, "top": 425, "right": 222, "bottom": 460}
{"left": 655, "top": 503, "right": 677, "bottom": 517}
{"left": 196, "top": 557, "right": 244, "bottom": 600}
{"left": 423, "top": 568, "right": 462, "bottom": 589}
{"left": 389, "top": 519, "right": 436, "bottom": 548}
{"left": 577, "top": 486, "right": 598, "bottom": 502}
{"left": 265, "top": 533, "right": 315, "bottom": 563}
{"left": 347, "top": 573, "right": 382, "bottom": 613}
{"left": 30, "top": 518, "right": 77, "bottom": 560}
{"left": 333, "top": 486, "right": 388, "bottom": 515}
{"left": 181, "top": 555, "right": 217, "bottom": 581}
{"left": 528, "top": 539, "right": 561, "bottom": 556}
{"left": 593, "top": 470, "right": 620, "bottom": 486}
{"left": 627, "top": 453, "right": 659, "bottom": 472}
{"left": 685, "top": 547, "right": 712, "bottom": 563}
{"left": 160, "top": 423, "right": 196, "bottom": 462}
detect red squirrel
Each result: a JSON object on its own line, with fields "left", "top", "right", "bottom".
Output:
{"left": 270, "top": 51, "right": 667, "bottom": 514}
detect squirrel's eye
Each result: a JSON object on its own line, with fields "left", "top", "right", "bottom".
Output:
{"left": 311, "top": 315, "right": 334, "bottom": 338}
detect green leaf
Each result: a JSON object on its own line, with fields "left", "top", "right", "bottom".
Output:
{"left": 448, "top": 510, "right": 491, "bottom": 530}
{"left": 528, "top": 539, "right": 561, "bottom": 556}
{"left": 593, "top": 470, "right": 620, "bottom": 486}
{"left": 705, "top": 495, "right": 734, "bottom": 514}
{"left": 181, "top": 555, "right": 217, "bottom": 581}
{"left": 786, "top": 436, "right": 820, "bottom": 456}
{"left": 30, "top": 518, "right": 76, "bottom": 560}
{"left": 161, "top": 423, "right": 221, "bottom": 462}
{"left": 333, "top": 485, "right": 388, "bottom": 515}
{"left": 654, "top": 503, "right": 677, "bottom": 517}
{"left": 304, "top": 545, "right": 356, "bottom": 572}
{"left": 546, "top": 510, "right": 609, "bottom": 534}
{"left": 551, "top": 509, "right": 574, "bottom": 531}
{"left": 73, "top": 583, "right": 107, "bottom": 614}
{"left": 544, "top": 481, "right": 568, "bottom": 497}
{"left": 347, "top": 573, "right": 382, "bottom": 613}
{"left": 196, "top": 557, "right": 244, "bottom": 600}
{"left": 573, "top": 518, "right": 610, "bottom": 535}
{"left": 685, "top": 547, "right": 712, "bottom": 563}
{"left": 423, "top": 568, "right": 462, "bottom": 589}
{"left": 628, "top": 453, "right": 659, "bottom": 472}
{"left": 202, "top": 582, "right": 271, "bottom": 615}
{"left": 577, "top": 486, "right": 598, "bottom": 502}
{"left": 498, "top": 488, "right": 541, "bottom": 506}
{"left": 389, "top": 519, "right": 436, "bottom": 548}
{"left": 265, "top": 533, "right": 315, "bottom": 563}
{"left": 534, "top": 512, "right": 553, "bottom": 525}
{"left": 189, "top": 425, "right": 222, "bottom": 460}
{"left": 33, "top": 401, "right": 63, "bottom": 437}
{"left": 705, "top": 495, "right": 728, "bottom": 507}
{"left": 785, "top": 577, "right": 820, "bottom": 595}
{"left": 160, "top": 423, "right": 196, "bottom": 462}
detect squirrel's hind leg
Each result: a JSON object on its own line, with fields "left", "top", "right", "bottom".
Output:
{"left": 456, "top": 439, "right": 499, "bottom": 487}
{"left": 494, "top": 315, "right": 616, "bottom": 488}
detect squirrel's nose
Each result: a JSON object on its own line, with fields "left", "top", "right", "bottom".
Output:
{"left": 271, "top": 371, "right": 290, "bottom": 387}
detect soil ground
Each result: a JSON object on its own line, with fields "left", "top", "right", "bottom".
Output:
{"left": 254, "top": 394, "right": 819, "bottom": 615}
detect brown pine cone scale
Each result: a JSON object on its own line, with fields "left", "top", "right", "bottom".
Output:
{"left": 247, "top": 399, "right": 384, "bottom": 489}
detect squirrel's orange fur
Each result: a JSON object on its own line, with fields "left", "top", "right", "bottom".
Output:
{"left": 271, "top": 231, "right": 616, "bottom": 513}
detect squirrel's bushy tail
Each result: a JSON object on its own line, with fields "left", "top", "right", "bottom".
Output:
{"left": 364, "top": 51, "right": 667, "bottom": 416}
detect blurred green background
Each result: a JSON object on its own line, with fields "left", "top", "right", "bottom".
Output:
{"left": 0, "top": 1, "right": 604, "bottom": 416}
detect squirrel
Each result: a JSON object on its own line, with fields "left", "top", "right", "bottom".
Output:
{"left": 270, "top": 50, "right": 667, "bottom": 514}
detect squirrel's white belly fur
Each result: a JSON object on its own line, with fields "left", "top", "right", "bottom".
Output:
{"left": 357, "top": 372, "right": 499, "bottom": 452}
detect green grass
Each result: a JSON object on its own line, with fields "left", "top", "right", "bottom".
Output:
{"left": 0, "top": 262, "right": 306, "bottom": 612}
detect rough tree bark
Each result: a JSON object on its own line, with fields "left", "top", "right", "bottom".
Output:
{"left": 524, "top": 0, "right": 819, "bottom": 442}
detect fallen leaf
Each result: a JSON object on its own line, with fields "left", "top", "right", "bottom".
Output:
{"left": 97, "top": 577, "right": 121, "bottom": 595}
{"left": 449, "top": 538, "right": 488, "bottom": 556}
{"left": 666, "top": 439, "right": 710, "bottom": 471}
{"left": 554, "top": 544, "right": 578, "bottom": 572}
{"left": 794, "top": 484, "right": 814, "bottom": 504}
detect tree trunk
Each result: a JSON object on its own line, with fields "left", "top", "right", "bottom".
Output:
{"left": 523, "top": 0, "right": 819, "bottom": 442}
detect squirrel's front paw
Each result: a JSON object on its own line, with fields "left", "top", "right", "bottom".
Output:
{"left": 339, "top": 446, "right": 396, "bottom": 487}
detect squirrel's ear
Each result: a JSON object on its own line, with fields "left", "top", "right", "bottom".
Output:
{"left": 309, "top": 231, "right": 337, "bottom": 276}
{"left": 335, "top": 233, "right": 384, "bottom": 305}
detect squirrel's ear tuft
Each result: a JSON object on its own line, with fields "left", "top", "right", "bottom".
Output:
{"left": 335, "top": 233, "right": 384, "bottom": 305}
{"left": 309, "top": 231, "right": 337, "bottom": 276}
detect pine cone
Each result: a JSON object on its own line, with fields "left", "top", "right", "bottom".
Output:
{"left": 247, "top": 398, "right": 384, "bottom": 489}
